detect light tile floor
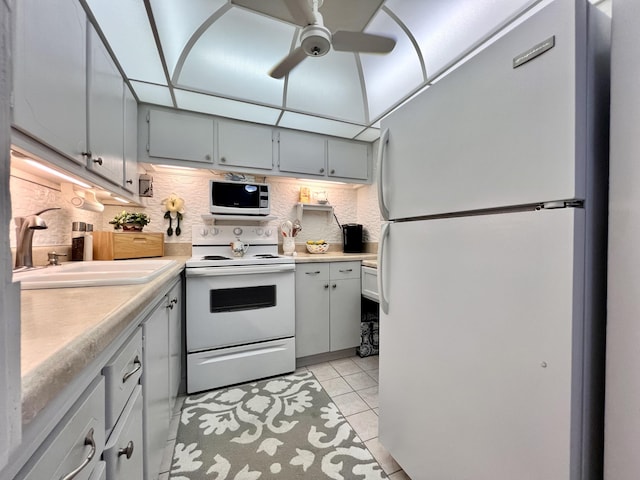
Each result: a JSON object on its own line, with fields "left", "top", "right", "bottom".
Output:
{"left": 159, "top": 355, "right": 411, "bottom": 480}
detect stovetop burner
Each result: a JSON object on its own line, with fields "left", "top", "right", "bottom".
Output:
{"left": 202, "top": 255, "right": 231, "bottom": 261}
{"left": 254, "top": 254, "right": 280, "bottom": 259}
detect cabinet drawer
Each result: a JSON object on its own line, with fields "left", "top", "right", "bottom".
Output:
{"left": 93, "top": 232, "right": 164, "bottom": 260}
{"left": 330, "top": 261, "right": 361, "bottom": 280}
{"left": 297, "top": 262, "right": 330, "bottom": 280}
{"left": 104, "top": 328, "right": 143, "bottom": 433}
{"left": 18, "top": 377, "right": 105, "bottom": 480}
{"left": 104, "top": 386, "right": 143, "bottom": 480}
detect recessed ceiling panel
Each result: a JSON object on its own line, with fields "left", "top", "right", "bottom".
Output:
{"left": 86, "top": 0, "right": 166, "bottom": 84}
{"left": 279, "top": 111, "right": 364, "bottom": 139}
{"left": 150, "top": 0, "right": 228, "bottom": 78}
{"left": 130, "top": 81, "right": 174, "bottom": 107}
{"left": 175, "top": 90, "right": 281, "bottom": 125}
{"left": 360, "top": 9, "right": 423, "bottom": 122}
{"left": 177, "top": 8, "right": 294, "bottom": 107}
{"left": 232, "top": 0, "right": 384, "bottom": 32}
{"left": 286, "top": 51, "right": 366, "bottom": 124}
{"left": 386, "top": 0, "right": 537, "bottom": 79}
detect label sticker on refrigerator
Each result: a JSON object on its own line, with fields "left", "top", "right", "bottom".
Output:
{"left": 513, "top": 36, "right": 555, "bottom": 69}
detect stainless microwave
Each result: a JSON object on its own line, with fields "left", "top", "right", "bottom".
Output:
{"left": 209, "top": 180, "right": 270, "bottom": 216}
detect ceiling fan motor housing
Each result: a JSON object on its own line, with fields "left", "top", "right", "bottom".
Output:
{"left": 301, "top": 25, "right": 331, "bottom": 56}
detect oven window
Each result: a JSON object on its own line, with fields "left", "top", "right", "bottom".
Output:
{"left": 210, "top": 285, "right": 276, "bottom": 312}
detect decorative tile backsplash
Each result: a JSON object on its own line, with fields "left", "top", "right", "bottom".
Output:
{"left": 10, "top": 168, "right": 382, "bottom": 250}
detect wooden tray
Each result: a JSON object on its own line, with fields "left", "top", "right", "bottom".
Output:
{"left": 92, "top": 231, "right": 164, "bottom": 260}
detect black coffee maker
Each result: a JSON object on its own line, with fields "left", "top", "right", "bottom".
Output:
{"left": 342, "top": 223, "right": 363, "bottom": 253}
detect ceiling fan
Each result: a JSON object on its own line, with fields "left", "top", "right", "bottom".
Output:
{"left": 269, "top": 0, "right": 396, "bottom": 79}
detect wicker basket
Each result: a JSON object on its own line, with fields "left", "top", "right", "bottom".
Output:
{"left": 306, "top": 243, "right": 329, "bottom": 254}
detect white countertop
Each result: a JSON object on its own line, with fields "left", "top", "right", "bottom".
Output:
{"left": 19, "top": 256, "right": 189, "bottom": 424}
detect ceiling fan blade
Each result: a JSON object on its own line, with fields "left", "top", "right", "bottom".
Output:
{"left": 269, "top": 46, "right": 308, "bottom": 79}
{"left": 332, "top": 31, "right": 396, "bottom": 54}
{"left": 284, "top": 0, "right": 316, "bottom": 26}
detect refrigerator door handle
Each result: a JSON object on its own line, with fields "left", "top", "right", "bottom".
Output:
{"left": 377, "top": 128, "right": 390, "bottom": 221}
{"left": 378, "top": 222, "right": 390, "bottom": 314}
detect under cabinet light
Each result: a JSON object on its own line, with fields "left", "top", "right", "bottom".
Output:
{"left": 25, "top": 159, "right": 92, "bottom": 189}
{"left": 112, "top": 196, "right": 130, "bottom": 204}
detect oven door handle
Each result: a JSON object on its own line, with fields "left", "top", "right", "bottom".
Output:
{"left": 186, "top": 264, "right": 295, "bottom": 277}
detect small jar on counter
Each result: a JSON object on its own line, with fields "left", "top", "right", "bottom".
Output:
{"left": 84, "top": 224, "right": 93, "bottom": 261}
{"left": 71, "top": 222, "right": 86, "bottom": 261}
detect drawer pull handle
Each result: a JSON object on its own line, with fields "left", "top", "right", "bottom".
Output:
{"left": 305, "top": 271, "right": 321, "bottom": 275}
{"left": 118, "top": 441, "right": 135, "bottom": 459}
{"left": 339, "top": 268, "right": 353, "bottom": 273}
{"left": 60, "top": 428, "right": 96, "bottom": 480}
{"left": 122, "top": 356, "right": 142, "bottom": 383}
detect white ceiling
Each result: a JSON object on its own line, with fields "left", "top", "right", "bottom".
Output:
{"left": 85, "top": 0, "right": 569, "bottom": 141}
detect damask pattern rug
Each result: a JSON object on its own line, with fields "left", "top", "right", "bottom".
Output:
{"left": 170, "top": 371, "right": 387, "bottom": 479}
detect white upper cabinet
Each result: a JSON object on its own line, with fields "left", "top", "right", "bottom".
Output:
{"left": 216, "top": 119, "right": 273, "bottom": 170}
{"left": 145, "top": 108, "right": 214, "bottom": 164}
{"left": 328, "top": 139, "right": 370, "bottom": 181}
{"left": 87, "top": 26, "right": 125, "bottom": 185}
{"left": 277, "top": 129, "right": 327, "bottom": 177}
{"left": 12, "top": 0, "right": 87, "bottom": 164}
{"left": 123, "top": 86, "right": 139, "bottom": 194}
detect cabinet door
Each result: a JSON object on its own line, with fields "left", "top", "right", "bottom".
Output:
{"left": 330, "top": 278, "right": 362, "bottom": 352}
{"left": 103, "top": 386, "right": 143, "bottom": 480}
{"left": 327, "top": 139, "right": 370, "bottom": 181}
{"left": 12, "top": 0, "right": 87, "bottom": 164}
{"left": 19, "top": 377, "right": 105, "bottom": 480}
{"left": 147, "top": 108, "right": 214, "bottom": 164}
{"left": 123, "top": 86, "right": 139, "bottom": 194}
{"left": 278, "top": 130, "right": 327, "bottom": 176}
{"left": 87, "top": 26, "right": 124, "bottom": 185}
{"left": 217, "top": 120, "right": 273, "bottom": 170}
{"left": 295, "top": 264, "right": 330, "bottom": 357}
{"left": 168, "top": 281, "right": 183, "bottom": 406}
{"left": 142, "top": 302, "right": 170, "bottom": 480}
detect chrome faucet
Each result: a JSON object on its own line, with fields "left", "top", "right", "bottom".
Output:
{"left": 14, "top": 208, "right": 61, "bottom": 269}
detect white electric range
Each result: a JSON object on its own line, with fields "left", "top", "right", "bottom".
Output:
{"left": 185, "top": 223, "right": 296, "bottom": 393}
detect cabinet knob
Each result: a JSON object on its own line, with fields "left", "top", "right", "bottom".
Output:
{"left": 205, "top": 154, "right": 211, "bottom": 160}
{"left": 126, "top": 179, "right": 133, "bottom": 184}
{"left": 93, "top": 157, "right": 103, "bottom": 166}
{"left": 81, "top": 151, "right": 92, "bottom": 158}
{"left": 118, "top": 440, "right": 135, "bottom": 459}
{"left": 319, "top": 168, "right": 325, "bottom": 173}
{"left": 332, "top": 284, "right": 337, "bottom": 289}
{"left": 324, "top": 284, "right": 329, "bottom": 289}
{"left": 330, "top": 169, "right": 335, "bottom": 174}
{"left": 221, "top": 157, "right": 227, "bottom": 163}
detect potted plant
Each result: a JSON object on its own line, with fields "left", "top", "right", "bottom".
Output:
{"left": 109, "top": 210, "right": 151, "bottom": 231}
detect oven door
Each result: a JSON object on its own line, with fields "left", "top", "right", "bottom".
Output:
{"left": 186, "top": 264, "right": 295, "bottom": 352}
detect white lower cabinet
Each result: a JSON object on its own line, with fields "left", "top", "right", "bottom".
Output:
{"left": 89, "top": 461, "right": 107, "bottom": 480}
{"left": 361, "top": 266, "right": 379, "bottom": 303}
{"left": 103, "top": 386, "right": 143, "bottom": 480}
{"left": 17, "top": 376, "right": 106, "bottom": 480}
{"left": 168, "top": 281, "right": 182, "bottom": 410}
{"left": 142, "top": 278, "right": 182, "bottom": 480}
{"left": 295, "top": 262, "right": 362, "bottom": 358}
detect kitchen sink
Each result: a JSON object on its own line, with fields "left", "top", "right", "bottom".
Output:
{"left": 13, "top": 259, "right": 177, "bottom": 289}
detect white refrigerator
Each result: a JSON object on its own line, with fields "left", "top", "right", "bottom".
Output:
{"left": 376, "top": 1, "right": 610, "bottom": 479}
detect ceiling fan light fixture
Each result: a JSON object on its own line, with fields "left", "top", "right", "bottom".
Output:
{"left": 300, "top": 25, "right": 331, "bottom": 57}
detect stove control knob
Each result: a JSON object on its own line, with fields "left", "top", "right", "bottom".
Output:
{"left": 256, "top": 227, "right": 264, "bottom": 236}
{"left": 233, "top": 227, "right": 243, "bottom": 236}
{"left": 199, "top": 227, "right": 209, "bottom": 237}
{"left": 211, "top": 227, "right": 220, "bottom": 236}
{"left": 265, "top": 229, "right": 273, "bottom": 237}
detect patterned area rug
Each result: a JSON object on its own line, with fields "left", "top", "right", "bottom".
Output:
{"left": 170, "top": 371, "right": 387, "bottom": 479}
